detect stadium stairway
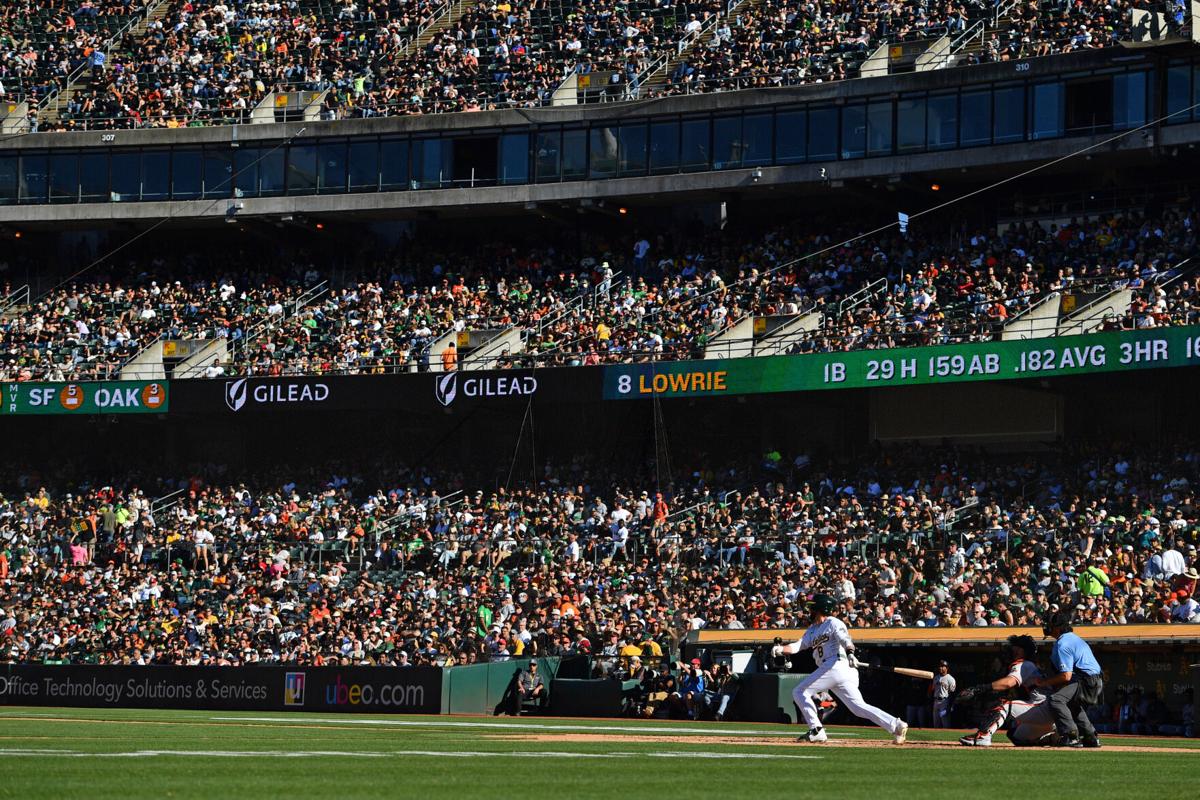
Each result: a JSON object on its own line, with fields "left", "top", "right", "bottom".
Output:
{"left": 37, "top": 0, "right": 173, "bottom": 128}
{"left": 950, "top": 0, "right": 1020, "bottom": 67}
{"left": 407, "top": 0, "right": 477, "bottom": 55}
{"left": 640, "top": 0, "right": 761, "bottom": 93}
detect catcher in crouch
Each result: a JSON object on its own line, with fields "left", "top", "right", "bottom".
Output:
{"left": 958, "top": 635, "right": 1056, "bottom": 747}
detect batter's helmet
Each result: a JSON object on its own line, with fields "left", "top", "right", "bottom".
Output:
{"left": 810, "top": 594, "right": 837, "bottom": 614}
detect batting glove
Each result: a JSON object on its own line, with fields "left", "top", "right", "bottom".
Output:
{"left": 847, "top": 652, "right": 862, "bottom": 668}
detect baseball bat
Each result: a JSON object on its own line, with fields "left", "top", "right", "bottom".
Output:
{"left": 862, "top": 664, "right": 935, "bottom": 680}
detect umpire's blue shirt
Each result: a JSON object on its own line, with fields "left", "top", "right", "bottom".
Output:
{"left": 1050, "top": 632, "right": 1102, "bottom": 677}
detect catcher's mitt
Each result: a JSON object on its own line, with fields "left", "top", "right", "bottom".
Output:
{"left": 957, "top": 683, "right": 992, "bottom": 702}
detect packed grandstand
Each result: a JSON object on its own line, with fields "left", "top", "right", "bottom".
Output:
{"left": 1, "top": 441, "right": 1198, "bottom": 672}
{"left": 0, "top": 0, "right": 1180, "bottom": 129}
{"left": 2, "top": 204, "right": 1197, "bottom": 381}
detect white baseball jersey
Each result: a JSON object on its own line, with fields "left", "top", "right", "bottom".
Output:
{"left": 1007, "top": 659, "right": 1046, "bottom": 703}
{"left": 793, "top": 616, "right": 855, "bottom": 669}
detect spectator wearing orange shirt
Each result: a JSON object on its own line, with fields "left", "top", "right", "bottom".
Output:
{"left": 653, "top": 492, "right": 669, "bottom": 523}
{"left": 442, "top": 341, "right": 458, "bottom": 371}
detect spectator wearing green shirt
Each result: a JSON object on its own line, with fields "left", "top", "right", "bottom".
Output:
{"left": 1077, "top": 561, "right": 1110, "bottom": 598}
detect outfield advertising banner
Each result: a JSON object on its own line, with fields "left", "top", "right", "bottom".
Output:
{"left": 603, "top": 326, "right": 1200, "bottom": 400}
{"left": 0, "top": 665, "right": 441, "bottom": 714}
{"left": 0, "top": 380, "right": 168, "bottom": 415}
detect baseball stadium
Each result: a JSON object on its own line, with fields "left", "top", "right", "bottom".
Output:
{"left": 2, "top": 0, "right": 1200, "bottom": 796}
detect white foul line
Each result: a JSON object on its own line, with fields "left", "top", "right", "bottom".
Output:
{"left": 206, "top": 716, "right": 858, "bottom": 737}
{"left": 0, "top": 747, "right": 822, "bottom": 761}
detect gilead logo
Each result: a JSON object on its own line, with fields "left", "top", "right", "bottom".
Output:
{"left": 325, "top": 675, "right": 426, "bottom": 707}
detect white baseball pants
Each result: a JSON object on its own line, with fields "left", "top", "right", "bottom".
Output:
{"left": 792, "top": 660, "right": 903, "bottom": 734}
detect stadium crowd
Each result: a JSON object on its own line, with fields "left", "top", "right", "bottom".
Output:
{"left": 0, "top": 0, "right": 153, "bottom": 109}
{"left": 660, "top": 0, "right": 1141, "bottom": 96}
{"left": 4, "top": 0, "right": 1151, "bottom": 129}
{"left": 0, "top": 258, "right": 318, "bottom": 381}
{"left": 1, "top": 441, "right": 1199, "bottom": 673}
{"left": 2, "top": 205, "right": 1197, "bottom": 380}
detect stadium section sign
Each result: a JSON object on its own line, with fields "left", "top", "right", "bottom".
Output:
{"left": 603, "top": 326, "right": 1200, "bottom": 399}
{"left": 0, "top": 381, "right": 168, "bottom": 415}
{"left": 0, "top": 665, "right": 441, "bottom": 714}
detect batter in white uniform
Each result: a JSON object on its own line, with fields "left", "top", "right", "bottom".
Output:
{"left": 773, "top": 594, "right": 908, "bottom": 744}
{"left": 958, "top": 635, "right": 1056, "bottom": 747}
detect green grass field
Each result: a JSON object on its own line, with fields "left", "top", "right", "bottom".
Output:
{"left": 0, "top": 707, "right": 1195, "bottom": 799}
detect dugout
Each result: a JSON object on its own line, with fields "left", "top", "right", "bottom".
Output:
{"left": 686, "top": 626, "right": 1200, "bottom": 728}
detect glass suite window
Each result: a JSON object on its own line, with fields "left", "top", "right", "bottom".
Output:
{"left": 19, "top": 154, "right": 47, "bottom": 204}
{"left": 233, "top": 148, "right": 260, "bottom": 198}
{"left": 535, "top": 130, "right": 561, "bottom": 182}
{"left": 171, "top": 150, "right": 202, "bottom": 200}
{"left": 142, "top": 151, "right": 170, "bottom": 201}
{"left": 927, "top": 94, "right": 958, "bottom": 150}
{"left": 1030, "top": 82, "right": 1063, "bottom": 140}
{"left": 840, "top": 104, "right": 866, "bottom": 160}
{"left": 897, "top": 97, "right": 925, "bottom": 153}
{"left": 775, "top": 109, "right": 806, "bottom": 164}
{"left": 1166, "top": 65, "right": 1192, "bottom": 122}
{"left": 742, "top": 113, "right": 773, "bottom": 166}
{"left": 649, "top": 121, "right": 680, "bottom": 174}
{"left": 960, "top": 91, "right": 992, "bottom": 147}
{"left": 618, "top": 124, "right": 647, "bottom": 176}
{"left": 590, "top": 127, "right": 618, "bottom": 179}
{"left": 287, "top": 143, "right": 318, "bottom": 194}
{"left": 499, "top": 133, "right": 529, "bottom": 185}
{"left": 79, "top": 153, "right": 108, "bottom": 203}
{"left": 680, "top": 118, "right": 710, "bottom": 172}
{"left": 348, "top": 140, "right": 380, "bottom": 192}
{"left": 562, "top": 129, "right": 587, "bottom": 181}
{"left": 993, "top": 85, "right": 1025, "bottom": 144}
{"left": 259, "top": 147, "right": 286, "bottom": 197}
{"left": 866, "top": 102, "right": 892, "bottom": 156}
{"left": 713, "top": 115, "right": 742, "bottom": 169}
{"left": 807, "top": 107, "right": 837, "bottom": 161}
{"left": 318, "top": 141, "right": 347, "bottom": 193}
{"left": 111, "top": 152, "right": 140, "bottom": 201}
{"left": 411, "top": 139, "right": 449, "bottom": 189}
{"left": 379, "top": 138, "right": 409, "bottom": 191}
{"left": 48, "top": 153, "right": 78, "bottom": 204}
{"left": 1112, "top": 72, "right": 1147, "bottom": 131}
{"left": 0, "top": 155, "right": 17, "bottom": 205}
{"left": 204, "top": 149, "right": 233, "bottom": 199}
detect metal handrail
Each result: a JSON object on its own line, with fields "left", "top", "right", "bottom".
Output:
{"left": 0, "top": 284, "right": 30, "bottom": 317}
{"left": 993, "top": 0, "right": 1019, "bottom": 25}
{"left": 34, "top": 0, "right": 168, "bottom": 122}
{"left": 151, "top": 487, "right": 187, "bottom": 520}
{"left": 1053, "top": 258, "right": 1195, "bottom": 337}
{"left": 114, "top": 280, "right": 329, "bottom": 379}
{"left": 836, "top": 277, "right": 888, "bottom": 317}
{"left": 939, "top": 496, "right": 980, "bottom": 531}
{"left": 371, "top": 490, "right": 465, "bottom": 540}
{"left": 632, "top": 0, "right": 751, "bottom": 92}
{"left": 394, "top": 0, "right": 464, "bottom": 58}
{"left": 230, "top": 280, "right": 331, "bottom": 363}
